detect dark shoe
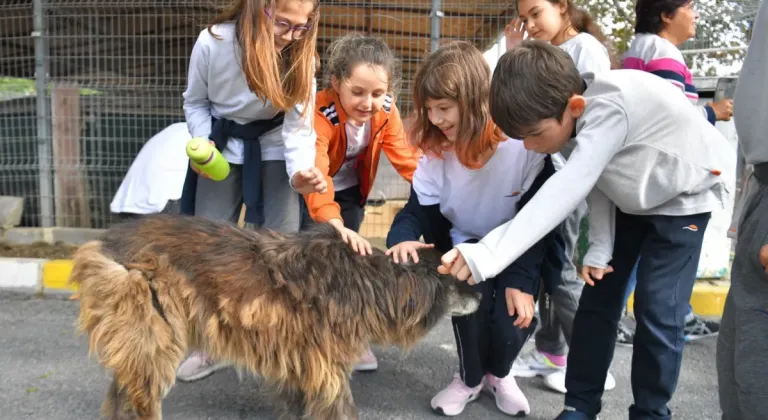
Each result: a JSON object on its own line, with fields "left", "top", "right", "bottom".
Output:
{"left": 555, "top": 407, "right": 598, "bottom": 420}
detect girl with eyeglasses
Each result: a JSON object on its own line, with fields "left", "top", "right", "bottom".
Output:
{"left": 177, "top": 0, "right": 325, "bottom": 383}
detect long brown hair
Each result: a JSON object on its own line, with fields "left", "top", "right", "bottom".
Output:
{"left": 411, "top": 41, "right": 505, "bottom": 169}
{"left": 208, "top": 0, "right": 319, "bottom": 114}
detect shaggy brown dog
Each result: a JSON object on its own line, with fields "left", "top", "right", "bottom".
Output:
{"left": 69, "top": 214, "right": 480, "bottom": 420}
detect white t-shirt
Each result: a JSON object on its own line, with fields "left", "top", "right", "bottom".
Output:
{"left": 413, "top": 139, "right": 546, "bottom": 245}
{"left": 332, "top": 120, "right": 371, "bottom": 191}
{"left": 110, "top": 123, "right": 192, "bottom": 214}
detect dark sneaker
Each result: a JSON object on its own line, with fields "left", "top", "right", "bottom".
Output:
{"left": 555, "top": 407, "right": 598, "bottom": 420}
{"left": 684, "top": 315, "right": 720, "bottom": 341}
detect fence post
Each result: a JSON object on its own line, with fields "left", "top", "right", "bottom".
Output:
{"left": 430, "top": 0, "right": 443, "bottom": 52}
{"left": 32, "top": 0, "right": 54, "bottom": 227}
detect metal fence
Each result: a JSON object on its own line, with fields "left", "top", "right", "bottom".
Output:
{"left": 0, "top": 0, "right": 511, "bottom": 237}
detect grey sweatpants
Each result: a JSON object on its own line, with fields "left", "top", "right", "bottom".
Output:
{"left": 535, "top": 199, "right": 588, "bottom": 355}
{"left": 194, "top": 160, "right": 301, "bottom": 233}
{"left": 717, "top": 173, "right": 768, "bottom": 420}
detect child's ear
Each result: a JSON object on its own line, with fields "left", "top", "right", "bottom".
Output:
{"left": 567, "top": 95, "right": 587, "bottom": 118}
{"left": 331, "top": 75, "right": 340, "bottom": 92}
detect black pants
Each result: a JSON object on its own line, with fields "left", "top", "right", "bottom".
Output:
{"left": 300, "top": 186, "right": 365, "bottom": 232}
{"left": 565, "top": 209, "right": 710, "bottom": 419}
{"left": 453, "top": 239, "right": 540, "bottom": 388}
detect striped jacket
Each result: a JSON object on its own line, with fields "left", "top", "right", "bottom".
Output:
{"left": 623, "top": 33, "right": 716, "bottom": 125}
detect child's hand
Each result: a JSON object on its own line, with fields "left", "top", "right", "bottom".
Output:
{"left": 504, "top": 18, "right": 526, "bottom": 51}
{"left": 708, "top": 99, "right": 734, "bottom": 121}
{"left": 760, "top": 244, "right": 768, "bottom": 273}
{"left": 581, "top": 264, "right": 614, "bottom": 286}
{"left": 385, "top": 241, "right": 435, "bottom": 264}
{"left": 328, "top": 219, "right": 372, "bottom": 256}
{"left": 291, "top": 167, "right": 328, "bottom": 194}
{"left": 438, "top": 248, "right": 475, "bottom": 284}
{"left": 190, "top": 140, "right": 215, "bottom": 180}
{"left": 505, "top": 288, "right": 535, "bottom": 328}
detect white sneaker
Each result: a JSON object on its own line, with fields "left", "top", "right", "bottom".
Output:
{"left": 176, "top": 351, "right": 229, "bottom": 382}
{"left": 543, "top": 370, "right": 616, "bottom": 394}
{"left": 511, "top": 349, "right": 566, "bottom": 378}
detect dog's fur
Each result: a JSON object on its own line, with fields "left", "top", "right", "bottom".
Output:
{"left": 69, "top": 214, "right": 480, "bottom": 420}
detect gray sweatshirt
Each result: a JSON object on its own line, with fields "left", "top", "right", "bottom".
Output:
{"left": 734, "top": 0, "right": 768, "bottom": 165}
{"left": 455, "top": 69, "right": 736, "bottom": 283}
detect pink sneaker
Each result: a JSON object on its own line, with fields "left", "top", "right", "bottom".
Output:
{"left": 176, "top": 351, "right": 228, "bottom": 382}
{"left": 430, "top": 373, "right": 482, "bottom": 416}
{"left": 353, "top": 347, "right": 378, "bottom": 372}
{"left": 484, "top": 373, "right": 531, "bottom": 416}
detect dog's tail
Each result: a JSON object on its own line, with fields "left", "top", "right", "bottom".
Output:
{"left": 69, "top": 241, "right": 182, "bottom": 416}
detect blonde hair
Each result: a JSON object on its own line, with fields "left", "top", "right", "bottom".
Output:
{"left": 411, "top": 41, "right": 504, "bottom": 169}
{"left": 208, "top": 0, "right": 320, "bottom": 114}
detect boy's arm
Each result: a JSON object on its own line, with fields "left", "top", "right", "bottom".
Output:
{"left": 498, "top": 155, "right": 556, "bottom": 294}
{"left": 582, "top": 187, "right": 616, "bottom": 269}
{"left": 453, "top": 96, "right": 629, "bottom": 283}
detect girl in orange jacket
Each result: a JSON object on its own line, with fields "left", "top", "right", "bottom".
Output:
{"left": 305, "top": 34, "right": 420, "bottom": 256}
{"left": 304, "top": 34, "right": 420, "bottom": 373}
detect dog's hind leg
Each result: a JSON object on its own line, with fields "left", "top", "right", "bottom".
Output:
{"left": 303, "top": 376, "right": 359, "bottom": 420}
{"left": 102, "top": 377, "right": 149, "bottom": 420}
{"left": 267, "top": 384, "right": 306, "bottom": 420}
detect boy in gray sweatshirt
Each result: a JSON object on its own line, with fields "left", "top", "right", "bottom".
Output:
{"left": 438, "top": 40, "right": 735, "bottom": 420}
{"left": 716, "top": 0, "right": 768, "bottom": 418}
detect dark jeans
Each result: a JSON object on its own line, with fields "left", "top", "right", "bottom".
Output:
{"left": 453, "top": 239, "right": 540, "bottom": 388}
{"left": 299, "top": 186, "right": 365, "bottom": 232}
{"left": 565, "top": 209, "right": 710, "bottom": 419}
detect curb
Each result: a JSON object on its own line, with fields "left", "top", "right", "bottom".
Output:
{"left": 0, "top": 257, "right": 76, "bottom": 296}
{"left": 1, "top": 256, "right": 731, "bottom": 317}
{"left": 627, "top": 279, "right": 730, "bottom": 317}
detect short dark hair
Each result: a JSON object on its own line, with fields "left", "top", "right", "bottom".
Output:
{"left": 635, "top": 0, "right": 692, "bottom": 34}
{"left": 489, "top": 40, "right": 582, "bottom": 139}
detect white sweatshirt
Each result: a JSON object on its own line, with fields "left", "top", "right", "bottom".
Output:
{"left": 182, "top": 22, "right": 316, "bottom": 182}
{"left": 455, "top": 69, "right": 736, "bottom": 283}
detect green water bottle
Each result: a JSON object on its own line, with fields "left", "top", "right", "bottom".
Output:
{"left": 186, "top": 137, "right": 230, "bottom": 181}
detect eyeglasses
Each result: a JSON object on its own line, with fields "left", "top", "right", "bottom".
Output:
{"left": 264, "top": 9, "right": 312, "bottom": 40}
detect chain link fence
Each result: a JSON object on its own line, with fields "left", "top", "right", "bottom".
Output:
{"left": 0, "top": 0, "right": 511, "bottom": 238}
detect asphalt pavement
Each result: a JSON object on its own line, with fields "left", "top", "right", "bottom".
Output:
{"left": 0, "top": 291, "right": 721, "bottom": 420}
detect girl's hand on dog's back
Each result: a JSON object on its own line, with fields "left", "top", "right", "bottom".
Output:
{"left": 386, "top": 241, "right": 435, "bottom": 264}
{"left": 328, "top": 218, "right": 372, "bottom": 256}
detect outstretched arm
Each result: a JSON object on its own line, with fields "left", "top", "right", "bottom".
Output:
{"left": 446, "top": 97, "right": 629, "bottom": 283}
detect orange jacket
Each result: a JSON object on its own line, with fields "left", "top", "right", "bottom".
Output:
{"left": 305, "top": 88, "right": 420, "bottom": 224}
